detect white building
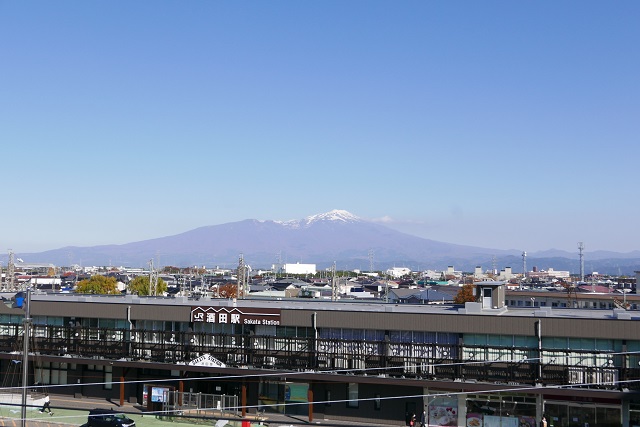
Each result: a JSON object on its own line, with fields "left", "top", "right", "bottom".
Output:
{"left": 272, "top": 262, "right": 317, "bottom": 275}
{"left": 444, "top": 266, "right": 463, "bottom": 278}
{"left": 473, "top": 266, "right": 487, "bottom": 280}
{"left": 385, "top": 267, "right": 411, "bottom": 278}
{"left": 498, "top": 267, "right": 513, "bottom": 281}
{"left": 528, "top": 267, "right": 571, "bottom": 280}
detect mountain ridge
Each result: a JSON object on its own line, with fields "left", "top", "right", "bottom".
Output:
{"left": 3, "top": 210, "right": 639, "bottom": 274}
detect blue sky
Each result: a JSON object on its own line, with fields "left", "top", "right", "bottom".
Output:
{"left": 1, "top": 1, "right": 639, "bottom": 255}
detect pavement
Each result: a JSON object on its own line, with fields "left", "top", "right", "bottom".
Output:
{"left": 0, "top": 394, "right": 383, "bottom": 427}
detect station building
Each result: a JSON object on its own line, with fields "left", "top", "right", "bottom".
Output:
{"left": 0, "top": 283, "right": 639, "bottom": 427}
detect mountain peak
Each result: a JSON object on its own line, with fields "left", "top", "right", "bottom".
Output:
{"left": 303, "top": 209, "right": 361, "bottom": 225}
{"left": 276, "top": 210, "right": 361, "bottom": 229}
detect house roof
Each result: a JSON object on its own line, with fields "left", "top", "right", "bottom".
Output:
{"left": 389, "top": 287, "right": 454, "bottom": 302}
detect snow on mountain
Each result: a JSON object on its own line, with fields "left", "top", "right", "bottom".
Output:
{"left": 302, "top": 209, "right": 361, "bottom": 225}
{"left": 4, "top": 210, "right": 640, "bottom": 274}
{"left": 276, "top": 209, "right": 361, "bottom": 229}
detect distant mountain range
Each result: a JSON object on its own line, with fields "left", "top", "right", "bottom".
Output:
{"left": 4, "top": 210, "right": 640, "bottom": 275}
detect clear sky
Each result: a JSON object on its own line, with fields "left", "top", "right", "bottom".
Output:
{"left": 1, "top": 1, "right": 639, "bottom": 255}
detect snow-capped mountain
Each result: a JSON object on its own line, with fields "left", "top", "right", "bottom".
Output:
{"left": 5, "top": 210, "right": 640, "bottom": 273}
{"left": 276, "top": 209, "right": 361, "bottom": 228}
{"left": 7, "top": 210, "right": 512, "bottom": 269}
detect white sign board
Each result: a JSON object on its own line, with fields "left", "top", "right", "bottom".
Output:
{"left": 189, "top": 353, "right": 226, "bottom": 368}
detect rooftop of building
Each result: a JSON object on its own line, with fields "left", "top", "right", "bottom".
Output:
{"left": 24, "top": 291, "right": 640, "bottom": 321}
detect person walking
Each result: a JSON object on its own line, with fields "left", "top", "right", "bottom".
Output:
{"left": 540, "top": 415, "right": 548, "bottom": 427}
{"left": 420, "top": 409, "right": 427, "bottom": 427}
{"left": 39, "top": 393, "right": 52, "bottom": 415}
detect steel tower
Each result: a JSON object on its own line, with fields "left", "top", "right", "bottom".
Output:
{"left": 578, "top": 242, "right": 585, "bottom": 282}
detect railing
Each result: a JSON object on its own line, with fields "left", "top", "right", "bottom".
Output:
{"left": 1, "top": 323, "right": 633, "bottom": 391}
{"left": 160, "top": 391, "right": 239, "bottom": 418}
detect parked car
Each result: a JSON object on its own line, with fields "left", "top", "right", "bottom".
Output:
{"left": 87, "top": 409, "right": 136, "bottom": 427}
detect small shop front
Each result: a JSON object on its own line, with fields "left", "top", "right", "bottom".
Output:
{"left": 543, "top": 395, "right": 621, "bottom": 427}
{"left": 258, "top": 380, "right": 309, "bottom": 416}
{"left": 462, "top": 393, "right": 537, "bottom": 427}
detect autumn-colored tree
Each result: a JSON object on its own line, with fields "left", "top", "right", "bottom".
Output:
{"left": 162, "top": 266, "right": 181, "bottom": 274}
{"left": 217, "top": 282, "right": 244, "bottom": 299}
{"left": 127, "top": 276, "right": 168, "bottom": 296}
{"left": 454, "top": 283, "right": 476, "bottom": 304}
{"left": 76, "top": 275, "right": 119, "bottom": 294}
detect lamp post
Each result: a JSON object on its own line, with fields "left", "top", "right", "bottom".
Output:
{"left": 5, "top": 288, "right": 32, "bottom": 427}
{"left": 20, "top": 288, "right": 31, "bottom": 427}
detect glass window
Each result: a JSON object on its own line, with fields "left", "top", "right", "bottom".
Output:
{"left": 351, "top": 329, "right": 364, "bottom": 340}
{"left": 514, "top": 335, "right": 536, "bottom": 348}
{"left": 346, "top": 383, "right": 358, "bottom": 408}
{"left": 466, "top": 393, "right": 536, "bottom": 427}
{"left": 256, "top": 325, "right": 277, "bottom": 336}
{"left": 34, "top": 362, "right": 68, "bottom": 385}
{"left": 365, "top": 330, "right": 384, "bottom": 341}
{"left": 105, "top": 365, "right": 113, "bottom": 390}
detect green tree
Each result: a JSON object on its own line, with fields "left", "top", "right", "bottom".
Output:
{"left": 454, "top": 283, "right": 476, "bottom": 304}
{"left": 76, "top": 275, "right": 119, "bottom": 294}
{"left": 127, "top": 276, "right": 168, "bottom": 296}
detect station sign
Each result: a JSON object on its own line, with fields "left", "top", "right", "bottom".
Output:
{"left": 190, "top": 306, "right": 281, "bottom": 326}
{"left": 189, "top": 353, "right": 226, "bottom": 368}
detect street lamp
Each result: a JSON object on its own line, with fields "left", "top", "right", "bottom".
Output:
{"left": 4, "top": 288, "right": 31, "bottom": 427}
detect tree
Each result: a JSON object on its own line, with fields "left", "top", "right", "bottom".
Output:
{"left": 454, "top": 283, "right": 476, "bottom": 304}
{"left": 76, "top": 275, "right": 119, "bottom": 295}
{"left": 127, "top": 276, "right": 168, "bottom": 296}
{"left": 217, "top": 282, "right": 243, "bottom": 299}
{"left": 162, "top": 266, "right": 181, "bottom": 274}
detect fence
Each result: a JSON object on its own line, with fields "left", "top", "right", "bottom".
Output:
{"left": 161, "top": 391, "right": 239, "bottom": 419}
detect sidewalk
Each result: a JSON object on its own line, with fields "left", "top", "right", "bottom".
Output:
{"left": 0, "top": 394, "right": 388, "bottom": 427}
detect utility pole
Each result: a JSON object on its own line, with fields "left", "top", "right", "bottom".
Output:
{"left": 237, "top": 254, "right": 246, "bottom": 299}
{"left": 149, "top": 259, "right": 158, "bottom": 295}
{"left": 521, "top": 251, "right": 527, "bottom": 290}
{"left": 20, "top": 289, "right": 30, "bottom": 427}
{"left": 331, "top": 262, "right": 338, "bottom": 301}
{"left": 7, "top": 250, "right": 16, "bottom": 291}
{"left": 3, "top": 287, "right": 31, "bottom": 427}
{"left": 491, "top": 255, "right": 497, "bottom": 278}
{"left": 578, "top": 242, "right": 585, "bottom": 283}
